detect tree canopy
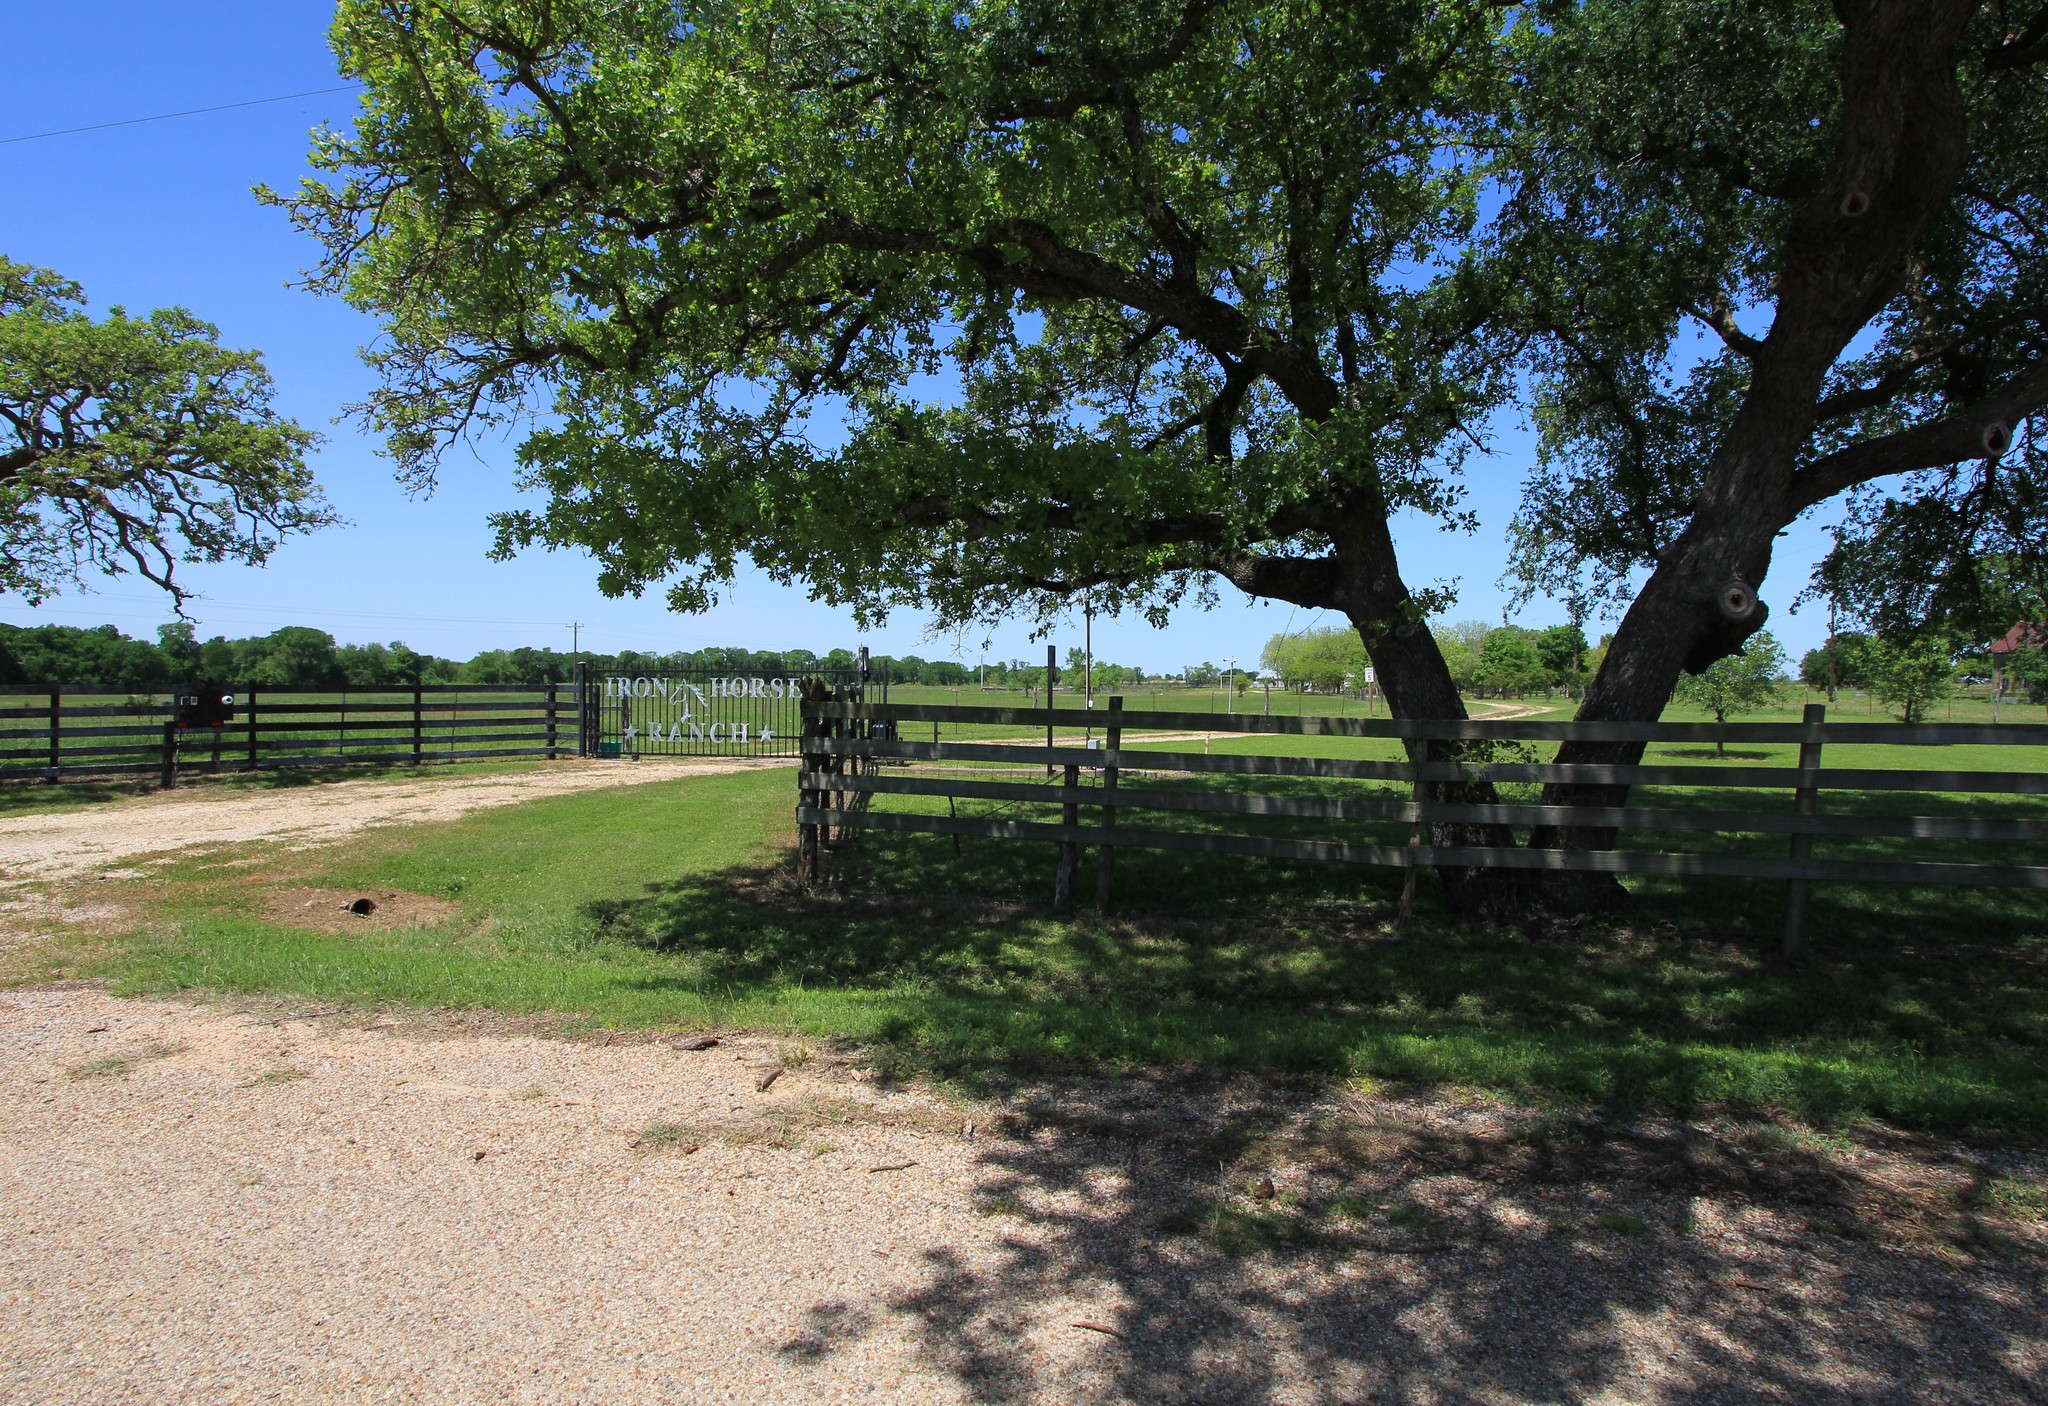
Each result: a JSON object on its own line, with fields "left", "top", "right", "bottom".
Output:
{"left": 1501, "top": 0, "right": 2048, "bottom": 734}
{"left": 0, "top": 257, "right": 332, "bottom": 608}
{"left": 278, "top": 0, "right": 2048, "bottom": 746}
{"left": 1672, "top": 629, "right": 1787, "bottom": 752}
{"left": 276, "top": 0, "right": 1528, "bottom": 726}
{"left": 1260, "top": 626, "right": 1366, "bottom": 692}
{"left": 273, "top": 0, "right": 2048, "bottom": 910}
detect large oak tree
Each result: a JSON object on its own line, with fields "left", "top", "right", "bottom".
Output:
{"left": 278, "top": 0, "right": 2047, "bottom": 906}
{"left": 0, "top": 257, "right": 332, "bottom": 609}
{"left": 1500, "top": 0, "right": 2046, "bottom": 866}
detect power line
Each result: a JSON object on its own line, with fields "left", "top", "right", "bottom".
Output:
{"left": 0, "top": 84, "right": 365, "bottom": 147}
{"left": 13, "top": 592, "right": 571, "bottom": 630}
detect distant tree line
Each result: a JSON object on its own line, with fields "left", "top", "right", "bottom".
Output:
{"left": 1799, "top": 629, "right": 2046, "bottom": 721}
{"left": 0, "top": 621, "right": 1174, "bottom": 692}
{"left": 1262, "top": 622, "right": 1596, "bottom": 700}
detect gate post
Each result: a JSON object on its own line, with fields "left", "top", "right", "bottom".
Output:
{"left": 545, "top": 679, "right": 558, "bottom": 759}
{"left": 797, "top": 678, "right": 831, "bottom": 882}
{"left": 47, "top": 687, "right": 60, "bottom": 779}
{"left": 161, "top": 722, "right": 177, "bottom": 790}
{"left": 1781, "top": 704, "right": 1826, "bottom": 958}
{"left": 572, "top": 662, "right": 589, "bottom": 755}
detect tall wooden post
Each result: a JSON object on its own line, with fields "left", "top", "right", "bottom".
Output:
{"left": 1095, "top": 696, "right": 1122, "bottom": 910}
{"left": 1045, "top": 644, "right": 1057, "bottom": 777}
{"left": 1398, "top": 736, "right": 1425, "bottom": 925}
{"left": 1053, "top": 761, "right": 1079, "bottom": 913}
{"left": 570, "top": 662, "right": 583, "bottom": 755}
{"left": 1782, "top": 704, "right": 1826, "bottom": 958}
{"left": 245, "top": 688, "right": 259, "bottom": 772}
{"left": 545, "top": 680, "right": 558, "bottom": 759}
{"left": 160, "top": 722, "right": 177, "bottom": 790}
{"left": 47, "top": 687, "right": 60, "bottom": 778}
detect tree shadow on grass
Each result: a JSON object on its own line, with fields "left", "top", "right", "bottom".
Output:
{"left": 587, "top": 826, "right": 2048, "bottom": 1133}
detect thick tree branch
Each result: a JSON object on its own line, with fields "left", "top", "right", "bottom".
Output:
{"left": 1987, "top": 4, "right": 2048, "bottom": 69}
{"left": 1792, "top": 355, "right": 2048, "bottom": 509}
{"left": 1205, "top": 549, "right": 1343, "bottom": 610}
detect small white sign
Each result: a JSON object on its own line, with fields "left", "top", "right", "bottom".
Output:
{"left": 1361, "top": 667, "right": 1377, "bottom": 685}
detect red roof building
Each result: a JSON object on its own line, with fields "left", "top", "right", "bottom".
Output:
{"left": 1990, "top": 622, "right": 2047, "bottom": 655}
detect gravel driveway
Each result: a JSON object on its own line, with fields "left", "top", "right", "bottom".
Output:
{"left": 3, "top": 988, "right": 2042, "bottom": 1404}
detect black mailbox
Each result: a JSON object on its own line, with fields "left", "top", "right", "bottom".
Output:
{"left": 175, "top": 688, "right": 235, "bottom": 728}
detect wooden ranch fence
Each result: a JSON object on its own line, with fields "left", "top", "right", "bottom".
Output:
{"left": 0, "top": 683, "right": 572, "bottom": 784}
{"left": 798, "top": 698, "right": 2048, "bottom": 954}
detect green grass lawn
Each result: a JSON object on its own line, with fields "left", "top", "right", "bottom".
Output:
{"left": 42, "top": 762, "right": 2048, "bottom": 1138}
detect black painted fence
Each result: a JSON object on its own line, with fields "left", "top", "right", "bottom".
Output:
{"left": 799, "top": 698, "right": 2048, "bottom": 953}
{"left": 0, "top": 683, "right": 571, "bottom": 783}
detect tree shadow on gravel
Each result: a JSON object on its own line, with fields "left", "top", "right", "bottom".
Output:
{"left": 857, "top": 1074, "right": 2048, "bottom": 1403}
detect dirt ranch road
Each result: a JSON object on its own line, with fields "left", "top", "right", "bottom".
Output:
{"left": 2, "top": 988, "right": 2043, "bottom": 1404}
{"left": 0, "top": 759, "right": 767, "bottom": 887}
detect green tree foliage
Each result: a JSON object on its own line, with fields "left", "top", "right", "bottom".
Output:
{"left": 1429, "top": 620, "right": 1492, "bottom": 695}
{"left": 2008, "top": 638, "right": 2047, "bottom": 704}
{"left": 1501, "top": 0, "right": 2048, "bottom": 733}
{"left": 1472, "top": 627, "right": 1547, "bottom": 698}
{"left": 1534, "top": 623, "right": 1588, "bottom": 691}
{"left": 1797, "top": 630, "right": 1881, "bottom": 699}
{"left": 0, "top": 622, "right": 169, "bottom": 690}
{"left": 236, "top": 627, "right": 346, "bottom": 688}
{"left": 1260, "top": 626, "right": 1366, "bottom": 692}
{"left": 272, "top": 0, "right": 1530, "bottom": 729}
{"left": 0, "top": 257, "right": 333, "bottom": 607}
{"left": 1673, "top": 630, "right": 1787, "bottom": 752}
{"left": 1868, "top": 629, "right": 1961, "bottom": 723}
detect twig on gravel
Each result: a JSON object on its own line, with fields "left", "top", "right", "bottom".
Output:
{"left": 270, "top": 1007, "right": 347, "bottom": 1026}
{"left": 868, "top": 1161, "right": 918, "bottom": 1173}
{"left": 1071, "top": 1321, "right": 1124, "bottom": 1339}
{"left": 676, "top": 1035, "right": 720, "bottom": 1051}
{"left": 755, "top": 1067, "right": 784, "bottom": 1092}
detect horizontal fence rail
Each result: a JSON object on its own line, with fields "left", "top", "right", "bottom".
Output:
{"left": 798, "top": 698, "right": 2048, "bottom": 954}
{"left": 0, "top": 683, "right": 575, "bottom": 784}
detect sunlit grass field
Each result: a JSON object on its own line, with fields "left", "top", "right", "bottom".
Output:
{"left": 30, "top": 735, "right": 2046, "bottom": 1136}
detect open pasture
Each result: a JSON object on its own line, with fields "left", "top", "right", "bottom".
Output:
{"left": 21, "top": 740, "right": 2044, "bottom": 1137}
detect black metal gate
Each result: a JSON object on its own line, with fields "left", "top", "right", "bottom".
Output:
{"left": 574, "top": 663, "right": 879, "bottom": 759}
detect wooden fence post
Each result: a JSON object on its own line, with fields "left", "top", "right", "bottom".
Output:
{"left": 47, "top": 688, "right": 60, "bottom": 779}
{"left": 412, "top": 686, "right": 424, "bottom": 766}
{"left": 246, "top": 688, "right": 258, "bottom": 771}
{"left": 1398, "top": 737, "right": 1425, "bottom": 925}
{"left": 1782, "top": 703, "right": 1826, "bottom": 957}
{"left": 545, "top": 680, "right": 558, "bottom": 760}
{"left": 1095, "top": 696, "right": 1122, "bottom": 910}
{"left": 160, "top": 722, "right": 177, "bottom": 790}
{"left": 1053, "top": 760, "right": 1079, "bottom": 913}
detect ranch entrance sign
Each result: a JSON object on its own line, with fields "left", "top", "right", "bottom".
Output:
{"left": 572, "top": 663, "right": 873, "bottom": 759}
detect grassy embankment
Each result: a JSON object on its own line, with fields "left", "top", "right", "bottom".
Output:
{"left": 22, "top": 686, "right": 2045, "bottom": 1136}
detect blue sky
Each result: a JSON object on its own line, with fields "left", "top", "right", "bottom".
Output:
{"left": 0, "top": 2, "right": 1842, "bottom": 670}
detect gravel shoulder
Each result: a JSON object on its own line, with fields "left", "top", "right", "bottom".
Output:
{"left": 4, "top": 987, "right": 2043, "bottom": 1404}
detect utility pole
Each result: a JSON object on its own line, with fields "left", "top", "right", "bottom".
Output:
{"left": 1084, "top": 593, "right": 1094, "bottom": 711}
{"left": 1224, "top": 656, "right": 1237, "bottom": 715}
{"left": 568, "top": 621, "right": 583, "bottom": 669}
